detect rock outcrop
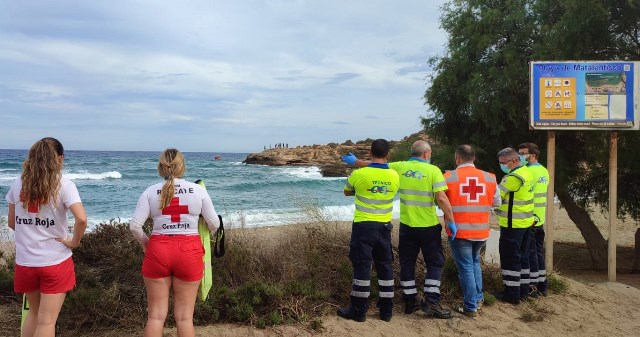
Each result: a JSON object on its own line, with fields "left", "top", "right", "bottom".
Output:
{"left": 243, "top": 144, "right": 371, "bottom": 177}
{"left": 243, "top": 133, "right": 429, "bottom": 177}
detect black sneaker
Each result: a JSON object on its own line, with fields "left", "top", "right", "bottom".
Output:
{"left": 421, "top": 302, "right": 452, "bottom": 319}
{"left": 336, "top": 307, "right": 366, "bottom": 322}
{"left": 404, "top": 299, "right": 420, "bottom": 314}
{"left": 495, "top": 292, "right": 520, "bottom": 305}
{"left": 380, "top": 311, "right": 392, "bottom": 322}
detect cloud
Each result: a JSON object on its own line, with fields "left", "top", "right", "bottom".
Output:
{"left": 0, "top": 0, "right": 447, "bottom": 152}
{"left": 325, "top": 73, "right": 361, "bottom": 85}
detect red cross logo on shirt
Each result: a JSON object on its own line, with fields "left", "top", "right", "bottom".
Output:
{"left": 459, "top": 177, "right": 486, "bottom": 203}
{"left": 162, "top": 197, "right": 189, "bottom": 222}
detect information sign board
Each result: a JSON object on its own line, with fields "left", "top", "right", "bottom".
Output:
{"left": 530, "top": 61, "right": 639, "bottom": 130}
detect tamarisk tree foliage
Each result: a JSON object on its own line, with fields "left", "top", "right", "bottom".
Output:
{"left": 424, "top": 0, "right": 640, "bottom": 270}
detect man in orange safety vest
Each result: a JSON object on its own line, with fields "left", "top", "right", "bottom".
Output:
{"left": 444, "top": 145, "right": 500, "bottom": 317}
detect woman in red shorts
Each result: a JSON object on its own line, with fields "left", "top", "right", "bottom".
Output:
{"left": 129, "top": 148, "right": 219, "bottom": 337}
{"left": 6, "top": 137, "right": 88, "bottom": 337}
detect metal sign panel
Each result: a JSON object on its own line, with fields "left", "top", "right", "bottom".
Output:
{"left": 530, "top": 61, "right": 639, "bottom": 130}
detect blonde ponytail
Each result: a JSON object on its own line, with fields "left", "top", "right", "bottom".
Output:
{"left": 157, "top": 148, "right": 186, "bottom": 209}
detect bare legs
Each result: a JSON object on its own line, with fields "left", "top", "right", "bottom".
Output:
{"left": 172, "top": 278, "right": 200, "bottom": 336}
{"left": 143, "top": 277, "right": 171, "bottom": 337}
{"left": 23, "top": 291, "right": 66, "bottom": 337}
{"left": 143, "top": 277, "right": 200, "bottom": 337}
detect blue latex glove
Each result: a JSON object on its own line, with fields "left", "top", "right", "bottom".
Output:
{"left": 446, "top": 221, "right": 457, "bottom": 240}
{"left": 341, "top": 152, "right": 357, "bottom": 166}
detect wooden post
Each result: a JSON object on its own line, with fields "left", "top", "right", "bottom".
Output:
{"left": 609, "top": 132, "right": 618, "bottom": 282}
{"left": 545, "top": 131, "right": 556, "bottom": 273}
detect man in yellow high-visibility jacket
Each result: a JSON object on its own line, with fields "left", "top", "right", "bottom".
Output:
{"left": 495, "top": 147, "right": 535, "bottom": 305}
{"left": 337, "top": 139, "right": 399, "bottom": 322}
{"left": 518, "top": 142, "right": 550, "bottom": 296}
{"left": 342, "top": 140, "right": 454, "bottom": 319}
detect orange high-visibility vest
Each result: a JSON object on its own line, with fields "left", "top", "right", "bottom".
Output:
{"left": 443, "top": 165, "right": 497, "bottom": 240}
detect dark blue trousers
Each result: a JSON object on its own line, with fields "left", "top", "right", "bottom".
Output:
{"left": 499, "top": 226, "right": 531, "bottom": 300}
{"left": 348, "top": 221, "right": 394, "bottom": 316}
{"left": 398, "top": 223, "right": 444, "bottom": 304}
{"left": 529, "top": 226, "right": 548, "bottom": 293}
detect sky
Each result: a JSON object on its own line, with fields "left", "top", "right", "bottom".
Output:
{"left": 0, "top": 1, "right": 448, "bottom": 153}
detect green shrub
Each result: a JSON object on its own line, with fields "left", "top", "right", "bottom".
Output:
{"left": 483, "top": 292, "right": 497, "bottom": 306}
{"left": 440, "top": 251, "right": 461, "bottom": 298}
{"left": 547, "top": 274, "right": 569, "bottom": 294}
{"left": 309, "top": 318, "right": 324, "bottom": 331}
{"left": 0, "top": 250, "right": 15, "bottom": 299}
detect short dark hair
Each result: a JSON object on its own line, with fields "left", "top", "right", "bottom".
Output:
{"left": 518, "top": 142, "right": 540, "bottom": 156}
{"left": 370, "top": 139, "right": 390, "bottom": 158}
{"left": 455, "top": 144, "right": 475, "bottom": 162}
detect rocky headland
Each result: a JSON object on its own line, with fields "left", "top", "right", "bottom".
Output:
{"left": 242, "top": 133, "right": 428, "bottom": 177}
{"left": 243, "top": 143, "right": 370, "bottom": 177}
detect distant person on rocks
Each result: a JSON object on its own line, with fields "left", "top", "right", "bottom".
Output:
{"left": 129, "top": 148, "right": 220, "bottom": 337}
{"left": 6, "top": 137, "right": 88, "bottom": 337}
{"left": 342, "top": 140, "right": 454, "bottom": 319}
{"left": 494, "top": 147, "right": 535, "bottom": 305}
{"left": 337, "top": 139, "right": 399, "bottom": 322}
{"left": 518, "top": 142, "right": 549, "bottom": 297}
{"left": 443, "top": 145, "right": 499, "bottom": 317}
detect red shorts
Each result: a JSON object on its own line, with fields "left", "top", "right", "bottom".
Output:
{"left": 14, "top": 257, "right": 76, "bottom": 294}
{"left": 142, "top": 234, "right": 204, "bottom": 282}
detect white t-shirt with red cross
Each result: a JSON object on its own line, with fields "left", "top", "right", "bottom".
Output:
{"left": 130, "top": 178, "right": 219, "bottom": 238}
{"left": 6, "top": 177, "right": 82, "bottom": 267}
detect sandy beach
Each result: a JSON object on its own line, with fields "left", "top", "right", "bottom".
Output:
{"left": 158, "top": 280, "right": 640, "bottom": 337}
{"left": 1, "top": 204, "right": 639, "bottom": 337}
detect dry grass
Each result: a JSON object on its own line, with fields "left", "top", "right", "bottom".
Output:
{"left": 0, "top": 208, "right": 568, "bottom": 335}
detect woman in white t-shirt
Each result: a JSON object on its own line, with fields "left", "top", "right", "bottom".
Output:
{"left": 6, "top": 137, "right": 87, "bottom": 337}
{"left": 130, "top": 148, "right": 219, "bottom": 337}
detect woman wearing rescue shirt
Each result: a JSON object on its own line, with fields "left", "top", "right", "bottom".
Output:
{"left": 6, "top": 137, "right": 88, "bottom": 337}
{"left": 129, "top": 148, "right": 219, "bottom": 337}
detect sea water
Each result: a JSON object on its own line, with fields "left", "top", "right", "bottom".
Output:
{"left": 0, "top": 149, "right": 404, "bottom": 237}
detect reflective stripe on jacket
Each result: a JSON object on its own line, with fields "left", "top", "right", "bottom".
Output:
{"left": 497, "top": 166, "right": 535, "bottom": 229}
{"left": 528, "top": 163, "right": 549, "bottom": 227}
{"left": 345, "top": 166, "right": 399, "bottom": 223}
{"left": 444, "top": 166, "right": 496, "bottom": 240}
{"left": 389, "top": 160, "right": 447, "bottom": 227}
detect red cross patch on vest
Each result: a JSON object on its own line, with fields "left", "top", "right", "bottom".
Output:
{"left": 459, "top": 177, "right": 486, "bottom": 203}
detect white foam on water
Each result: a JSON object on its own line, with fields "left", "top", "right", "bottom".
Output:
{"left": 2, "top": 170, "right": 124, "bottom": 183}
{"left": 0, "top": 173, "right": 19, "bottom": 182}
{"left": 64, "top": 171, "right": 122, "bottom": 180}
{"left": 220, "top": 200, "right": 402, "bottom": 229}
{"left": 280, "top": 166, "right": 322, "bottom": 179}
{"left": 278, "top": 166, "right": 346, "bottom": 180}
